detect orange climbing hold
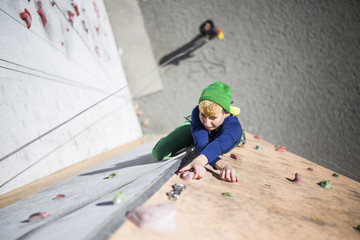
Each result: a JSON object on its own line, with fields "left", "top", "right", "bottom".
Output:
{"left": 36, "top": 1, "right": 47, "bottom": 27}
{"left": 20, "top": 8, "right": 32, "bottom": 28}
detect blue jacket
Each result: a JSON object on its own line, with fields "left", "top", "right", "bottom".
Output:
{"left": 191, "top": 106, "right": 242, "bottom": 168}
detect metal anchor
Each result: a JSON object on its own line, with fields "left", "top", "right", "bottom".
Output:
{"left": 167, "top": 183, "right": 186, "bottom": 201}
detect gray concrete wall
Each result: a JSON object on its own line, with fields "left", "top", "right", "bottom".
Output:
{"left": 0, "top": 0, "right": 142, "bottom": 194}
{"left": 135, "top": 0, "right": 360, "bottom": 181}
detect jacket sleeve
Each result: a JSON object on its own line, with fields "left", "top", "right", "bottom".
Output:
{"left": 200, "top": 119, "right": 242, "bottom": 167}
{"left": 191, "top": 106, "right": 209, "bottom": 153}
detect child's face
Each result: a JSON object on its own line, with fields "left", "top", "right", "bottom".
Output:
{"left": 199, "top": 111, "right": 227, "bottom": 131}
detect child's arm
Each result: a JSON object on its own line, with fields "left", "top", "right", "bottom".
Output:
{"left": 215, "top": 160, "right": 239, "bottom": 183}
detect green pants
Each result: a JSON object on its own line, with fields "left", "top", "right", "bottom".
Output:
{"left": 152, "top": 120, "right": 194, "bottom": 160}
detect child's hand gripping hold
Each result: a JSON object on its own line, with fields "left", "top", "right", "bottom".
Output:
{"left": 178, "top": 154, "right": 208, "bottom": 180}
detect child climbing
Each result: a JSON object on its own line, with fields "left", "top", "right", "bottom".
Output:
{"left": 152, "top": 81, "right": 243, "bottom": 183}
{"left": 199, "top": 19, "right": 224, "bottom": 41}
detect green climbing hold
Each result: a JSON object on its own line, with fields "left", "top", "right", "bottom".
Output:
{"left": 235, "top": 170, "right": 242, "bottom": 179}
{"left": 113, "top": 192, "right": 126, "bottom": 204}
{"left": 332, "top": 173, "right": 340, "bottom": 178}
{"left": 221, "top": 192, "right": 235, "bottom": 199}
{"left": 318, "top": 180, "right": 333, "bottom": 189}
{"left": 108, "top": 171, "right": 119, "bottom": 179}
{"left": 356, "top": 225, "right": 360, "bottom": 231}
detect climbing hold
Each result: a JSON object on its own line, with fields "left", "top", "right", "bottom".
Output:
{"left": 108, "top": 171, "right": 119, "bottom": 179}
{"left": 230, "top": 153, "right": 241, "bottom": 161}
{"left": 51, "top": 1, "right": 55, "bottom": 6}
{"left": 68, "top": 10, "right": 75, "bottom": 26}
{"left": 71, "top": 0, "right": 80, "bottom": 16}
{"left": 53, "top": 194, "right": 66, "bottom": 199}
{"left": 141, "top": 118, "right": 149, "bottom": 126}
{"left": 180, "top": 171, "right": 195, "bottom": 181}
{"left": 28, "top": 212, "right": 51, "bottom": 222}
{"left": 254, "top": 135, "right": 262, "bottom": 140}
{"left": 276, "top": 146, "right": 287, "bottom": 152}
{"left": 332, "top": 173, "right": 340, "bottom": 178}
{"left": 36, "top": 1, "right": 47, "bottom": 27}
{"left": 255, "top": 145, "right": 264, "bottom": 151}
{"left": 20, "top": 8, "right": 32, "bottom": 29}
{"left": 95, "top": 45, "right": 100, "bottom": 57}
{"left": 221, "top": 192, "right": 235, "bottom": 199}
{"left": 93, "top": 1, "right": 100, "bottom": 17}
{"left": 238, "top": 131, "right": 246, "bottom": 147}
{"left": 355, "top": 225, "right": 360, "bottom": 231}
{"left": 82, "top": 20, "right": 88, "bottom": 33}
{"left": 287, "top": 173, "right": 302, "bottom": 184}
{"left": 112, "top": 192, "right": 126, "bottom": 205}
{"left": 318, "top": 180, "right": 333, "bottom": 189}
{"left": 61, "top": 41, "right": 64, "bottom": 46}
{"left": 127, "top": 202, "right": 176, "bottom": 231}
{"left": 307, "top": 167, "right": 314, "bottom": 171}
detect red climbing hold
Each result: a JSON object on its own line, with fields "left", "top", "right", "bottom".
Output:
{"left": 71, "top": 0, "right": 80, "bottom": 16}
{"left": 82, "top": 20, "right": 88, "bottom": 33}
{"left": 93, "top": 1, "right": 100, "bottom": 17}
{"left": 53, "top": 194, "right": 66, "bottom": 199}
{"left": 68, "top": 10, "right": 75, "bottom": 26}
{"left": 307, "top": 167, "right": 314, "bottom": 171}
{"left": 61, "top": 41, "right": 64, "bottom": 46}
{"left": 230, "top": 153, "right": 241, "bottom": 161}
{"left": 276, "top": 146, "right": 287, "bottom": 152}
{"left": 95, "top": 46, "right": 100, "bottom": 57}
{"left": 51, "top": 1, "right": 55, "bottom": 6}
{"left": 254, "top": 135, "right": 262, "bottom": 140}
{"left": 20, "top": 8, "right": 32, "bottom": 29}
{"left": 28, "top": 212, "right": 51, "bottom": 222}
{"left": 36, "top": 1, "right": 47, "bottom": 27}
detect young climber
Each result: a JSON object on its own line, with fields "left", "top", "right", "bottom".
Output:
{"left": 199, "top": 19, "right": 224, "bottom": 41}
{"left": 152, "top": 81, "right": 243, "bottom": 182}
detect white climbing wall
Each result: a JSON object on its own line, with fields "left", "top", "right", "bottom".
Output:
{"left": 0, "top": 0, "right": 142, "bottom": 195}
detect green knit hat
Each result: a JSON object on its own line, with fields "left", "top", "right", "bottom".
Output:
{"left": 198, "top": 81, "right": 232, "bottom": 113}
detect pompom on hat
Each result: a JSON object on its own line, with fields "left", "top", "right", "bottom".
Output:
{"left": 198, "top": 81, "right": 232, "bottom": 113}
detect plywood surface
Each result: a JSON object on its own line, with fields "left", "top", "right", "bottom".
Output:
{"left": 111, "top": 133, "right": 360, "bottom": 240}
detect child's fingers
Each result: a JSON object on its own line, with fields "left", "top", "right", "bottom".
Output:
{"left": 177, "top": 164, "right": 192, "bottom": 175}
{"left": 231, "top": 173, "right": 238, "bottom": 182}
{"left": 193, "top": 166, "right": 205, "bottom": 179}
{"left": 225, "top": 169, "right": 232, "bottom": 181}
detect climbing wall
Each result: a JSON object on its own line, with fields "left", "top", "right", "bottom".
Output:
{"left": 0, "top": 0, "right": 142, "bottom": 195}
{"left": 113, "top": 133, "right": 360, "bottom": 240}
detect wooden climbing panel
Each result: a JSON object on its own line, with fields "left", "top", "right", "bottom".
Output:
{"left": 111, "top": 133, "right": 360, "bottom": 240}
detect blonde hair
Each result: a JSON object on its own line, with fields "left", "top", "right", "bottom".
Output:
{"left": 199, "top": 100, "right": 226, "bottom": 117}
